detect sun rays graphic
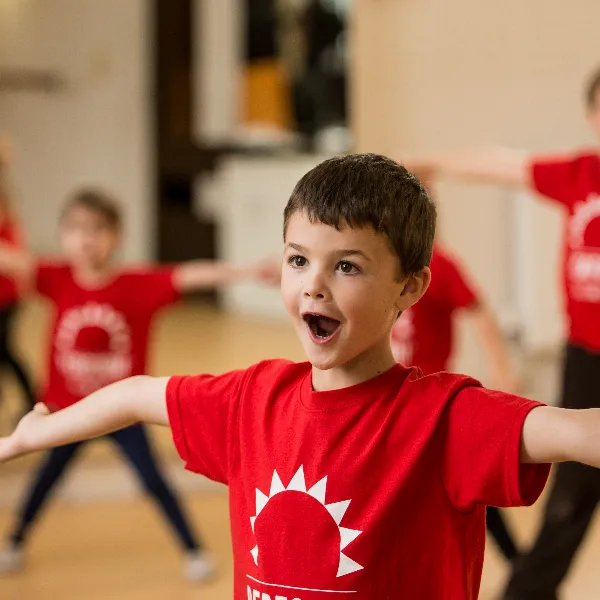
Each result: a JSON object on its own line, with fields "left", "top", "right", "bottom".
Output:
{"left": 250, "top": 466, "right": 363, "bottom": 578}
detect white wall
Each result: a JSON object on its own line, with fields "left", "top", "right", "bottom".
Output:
{"left": 192, "top": 0, "right": 242, "bottom": 145}
{"left": 218, "top": 154, "right": 326, "bottom": 318}
{"left": 352, "top": 0, "right": 600, "bottom": 357}
{"left": 0, "top": 0, "right": 153, "bottom": 260}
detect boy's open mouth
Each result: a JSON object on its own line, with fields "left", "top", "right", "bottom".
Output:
{"left": 303, "top": 313, "right": 341, "bottom": 342}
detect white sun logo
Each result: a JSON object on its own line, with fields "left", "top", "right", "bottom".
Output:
{"left": 250, "top": 466, "right": 363, "bottom": 578}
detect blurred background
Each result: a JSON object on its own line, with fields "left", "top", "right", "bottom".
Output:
{"left": 0, "top": 1, "right": 600, "bottom": 598}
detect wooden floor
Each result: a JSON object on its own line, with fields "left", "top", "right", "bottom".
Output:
{"left": 1, "top": 300, "right": 600, "bottom": 599}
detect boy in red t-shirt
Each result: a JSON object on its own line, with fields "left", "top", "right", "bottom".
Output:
{"left": 0, "top": 141, "right": 36, "bottom": 414}
{"left": 409, "top": 67, "right": 600, "bottom": 600}
{"left": 3, "top": 155, "right": 600, "bottom": 600}
{"left": 392, "top": 243, "right": 520, "bottom": 562}
{"left": 0, "top": 188, "right": 270, "bottom": 581}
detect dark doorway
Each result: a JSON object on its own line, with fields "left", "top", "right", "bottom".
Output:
{"left": 153, "top": 0, "right": 223, "bottom": 276}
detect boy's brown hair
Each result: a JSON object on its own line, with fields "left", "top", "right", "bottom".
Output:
{"left": 62, "top": 188, "right": 122, "bottom": 230}
{"left": 283, "top": 153, "right": 436, "bottom": 276}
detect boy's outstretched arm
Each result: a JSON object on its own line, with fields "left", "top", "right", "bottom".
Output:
{"left": 521, "top": 406, "right": 600, "bottom": 466}
{"left": 0, "top": 376, "right": 169, "bottom": 463}
{"left": 406, "top": 147, "right": 532, "bottom": 188}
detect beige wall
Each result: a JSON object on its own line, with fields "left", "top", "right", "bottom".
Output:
{"left": 0, "top": 0, "right": 153, "bottom": 261}
{"left": 352, "top": 0, "right": 600, "bottom": 362}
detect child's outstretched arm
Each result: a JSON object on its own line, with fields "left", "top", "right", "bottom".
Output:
{"left": 0, "top": 242, "right": 35, "bottom": 284}
{"left": 521, "top": 406, "right": 600, "bottom": 466}
{"left": 172, "top": 260, "right": 246, "bottom": 292}
{"left": 172, "top": 258, "right": 280, "bottom": 293}
{"left": 0, "top": 376, "right": 169, "bottom": 463}
{"left": 406, "top": 147, "right": 532, "bottom": 188}
{"left": 0, "top": 135, "right": 13, "bottom": 168}
{"left": 469, "top": 303, "right": 519, "bottom": 394}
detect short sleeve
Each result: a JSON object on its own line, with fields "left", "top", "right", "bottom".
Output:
{"left": 440, "top": 386, "right": 550, "bottom": 512}
{"left": 167, "top": 368, "right": 248, "bottom": 484}
{"left": 530, "top": 153, "right": 600, "bottom": 208}
{"left": 443, "top": 256, "right": 479, "bottom": 311}
{"left": 131, "top": 268, "right": 180, "bottom": 314}
{"left": 35, "top": 262, "right": 71, "bottom": 300}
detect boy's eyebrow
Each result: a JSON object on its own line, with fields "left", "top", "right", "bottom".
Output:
{"left": 285, "top": 243, "right": 372, "bottom": 261}
{"left": 286, "top": 243, "right": 307, "bottom": 253}
{"left": 332, "top": 249, "right": 372, "bottom": 261}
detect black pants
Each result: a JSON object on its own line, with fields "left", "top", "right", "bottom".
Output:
{"left": 503, "top": 344, "right": 600, "bottom": 600}
{"left": 0, "top": 304, "right": 35, "bottom": 411}
{"left": 9, "top": 425, "right": 201, "bottom": 552}
{"left": 487, "top": 506, "right": 517, "bottom": 561}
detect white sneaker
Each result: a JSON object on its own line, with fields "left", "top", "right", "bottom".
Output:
{"left": 184, "top": 550, "right": 216, "bottom": 583}
{"left": 0, "top": 544, "right": 23, "bottom": 574}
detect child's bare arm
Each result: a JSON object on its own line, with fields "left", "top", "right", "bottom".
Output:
{"left": 253, "top": 258, "right": 282, "bottom": 287}
{"left": 469, "top": 303, "right": 519, "bottom": 394}
{"left": 172, "top": 258, "right": 282, "bottom": 293}
{"left": 0, "top": 135, "right": 13, "bottom": 168}
{"left": 521, "top": 406, "right": 600, "bottom": 466}
{"left": 0, "top": 242, "right": 35, "bottom": 284}
{"left": 406, "top": 147, "right": 531, "bottom": 188}
{"left": 172, "top": 260, "right": 246, "bottom": 292}
{"left": 0, "top": 376, "right": 169, "bottom": 463}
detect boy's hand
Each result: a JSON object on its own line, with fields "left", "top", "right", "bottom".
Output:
{"left": 253, "top": 258, "right": 282, "bottom": 287}
{"left": 0, "top": 403, "right": 50, "bottom": 463}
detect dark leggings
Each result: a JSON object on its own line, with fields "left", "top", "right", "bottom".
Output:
{"left": 10, "top": 424, "right": 201, "bottom": 552}
{"left": 0, "top": 304, "right": 35, "bottom": 411}
{"left": 487, "top": 506, "right": 517, "bottom": 561}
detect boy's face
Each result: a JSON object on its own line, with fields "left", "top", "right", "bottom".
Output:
{"left": 59, "top": 205, "right": 120, "bottom": 270}
{"left": 282, "top": 211, "right": 430, "bottom": 372}
{"left": 587, "top": 89, "right": 600, "bottom": 140}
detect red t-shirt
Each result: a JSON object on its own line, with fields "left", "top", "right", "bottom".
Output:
{"left": 391, "top": 246, "right": 479, "bottom": 374}
{"left": 36, "top": 262, "right": 179, "bottom": 410}
{"left": 531, "top": 152, "right": 600, "bottom": 351}
{"left": 0, "top": 218, "right": 23, "bottom": 308}
{"left": 168, "top": 359, "right": 549, "bottom": 600}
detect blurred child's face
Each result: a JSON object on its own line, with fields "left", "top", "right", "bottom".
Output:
{"left": 281, "top": 211, "right": 430, "bottom": 373}
{"left": 587, "top": 89, "right": 600, "bottom": 140}
{"left": 59, "top": 205, "right": 120, "bottom": 270}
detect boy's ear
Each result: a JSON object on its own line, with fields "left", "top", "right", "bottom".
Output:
{"left": 395, "top": 267, "right": 431, "bottom": 312}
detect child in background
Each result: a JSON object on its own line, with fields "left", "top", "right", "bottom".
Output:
{"left": 0, "top": 137, "right": 36, "bottom": 415}
{"left": 407, "top": 66, "right": 600, "bottom": 600}
{"left": 392, "top": 242, "right": 519, "bottom": 562}
{"left": 0, "top": 188, "right": 271, "bottom": 581}
{"left": 5, "top": 155, "right": 600, "bottom": 600}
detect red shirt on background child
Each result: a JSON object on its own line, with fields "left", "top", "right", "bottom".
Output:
{"left": 167, "top": 359, "right": 550, "bottom": 600}
{"left": 531, "top": 152, "right": 600, "bottom": 352}
{"left": 391, "top": 245, "right": 479, "bottom": 374}
{"left": 36, "top": 262, "right": 179, "bottom": 410}
{"left": 0, "top": 219, "right": 23, "bottom": 308}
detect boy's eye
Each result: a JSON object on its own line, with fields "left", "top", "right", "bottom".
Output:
{"left": 337, "top": 261, "right": 358, "bottom": 274}
{"left": 289, "top": 255, "right": 307, "bottom": 268}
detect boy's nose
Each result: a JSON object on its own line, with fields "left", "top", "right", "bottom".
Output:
{"left": 302, "top": 272, "right": 329, "bottom": 300}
